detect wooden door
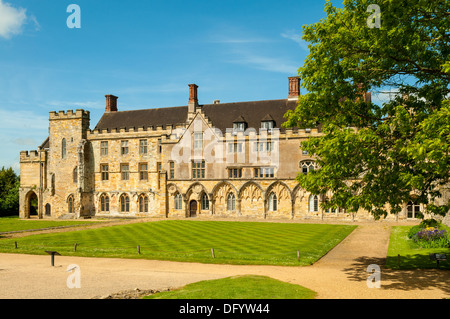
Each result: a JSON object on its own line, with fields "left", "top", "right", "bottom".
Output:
{"left": 189, "top": 200, "right": 197, "bottom": 217}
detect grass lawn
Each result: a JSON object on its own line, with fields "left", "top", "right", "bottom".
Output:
{"left": 144, "top": 275, "right": 317, "bottom": 299}
{"left": 0, "top": 216, "right": 102, "bottom": 233}
{"left": 386, "top": 225, "right": 450, "bottom": 270}
{"left": 0, "top": 220, "right": 356, "bottom": 266}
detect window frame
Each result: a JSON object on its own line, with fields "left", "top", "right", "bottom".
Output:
{"left": 100, "top": 164, "right": 109, "bottom": 181}
{"left": 139, "top": 163, "right": 148, "bottom": 181}
{"left": 100, "top": 141, "right": 108, "bottom": 156}
{"left": 121, "top": 140, "right": 129, "bottom": 155}
{"left": 139, "top": 139, "right": 148, "bottom": 155}
{"left": 120, "top": 194, "right": 130, "bottom": 212}
{"left": 121, "top": 163, "right": 129, "bottom": 181}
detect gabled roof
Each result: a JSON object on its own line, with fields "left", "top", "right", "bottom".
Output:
{"left": 232, "top": 115, "right": 247, "bottom": 123}
{"left": 94, "top": 99, "right": 298, "bottom": 133}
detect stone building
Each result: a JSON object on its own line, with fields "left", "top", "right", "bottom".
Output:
{"left": 19, "top": 77, "right": 441, "bottom": 221}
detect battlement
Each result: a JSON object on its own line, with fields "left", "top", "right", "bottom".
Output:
{"left": 49, "top": 109, "right": 90, "bottom": 120}
{"left": 87, "top": 124, "right": 179, "bottom": 138}
{"left": 20, "top": 150, "right": 43, "bottom": 162}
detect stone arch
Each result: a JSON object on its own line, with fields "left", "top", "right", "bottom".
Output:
{"left": 186, "top": 182, "right": 210, "bottom": 202}
{"left": 24, "top": 190, "right": 39, "bottom": 218}
{"left": 98, "top": 192, "right": 110, "bottom": 213}
{"left": 212, "top": 181, "right": 238, "bottom": 216}
{"left": 265, "top": 181, "right": 292, "bottom": 218}
{"left": 66, "top": 193, "right": 75, "bottom": 214}
{"left": 167, "top": 183, "right": 184, "bottom": 217}
{"left": 238, "top": 181, "right": 264, "bottom": 217}
{"left": 292, "top": 184, "right": 308, "bottom": 219}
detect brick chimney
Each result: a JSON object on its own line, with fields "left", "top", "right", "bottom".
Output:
{"left": 288, "top": 76, "right": 300, "bottom": 100}
{"left": 188, "top": 84, "right": 198, "bottom": 113}
{"left": 105, "top": 94, "right": 118, "bottom": 113}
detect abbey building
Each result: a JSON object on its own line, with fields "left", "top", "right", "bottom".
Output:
{"left": 19, "top": 77, "right": 436, "bottom": 221}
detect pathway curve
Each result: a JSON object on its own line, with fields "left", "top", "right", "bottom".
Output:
{"left": 0, "top": 220, "right": 449, "bottom": 299}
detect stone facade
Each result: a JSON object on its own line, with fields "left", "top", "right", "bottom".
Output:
{"left": 19, "top": 77, "right": 445, "bottom": 221}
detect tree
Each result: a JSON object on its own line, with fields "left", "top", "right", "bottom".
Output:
{"left": 0, "top": 167, "right": 20, "bottom": 216}
{"left": 284, "top": 0, "right": 450, "bottom": 219}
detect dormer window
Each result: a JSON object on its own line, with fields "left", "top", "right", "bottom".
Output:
{"left": 261, "top": 114, "right": 275, "bottom": 130}
{"left": 232, "top": 115, "right": 247, "bottom": 132}
{"left": 233, "top": 122, "right": 246, "bottom": 132}
{"left": 261, "top": 121, "right": 274, "bottom": 130}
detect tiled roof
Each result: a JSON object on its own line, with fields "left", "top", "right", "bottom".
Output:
{"left": 94, "top": 99, "right": 298, "bottom": 133}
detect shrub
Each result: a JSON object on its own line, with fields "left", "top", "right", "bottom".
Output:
{"left": 407, "top": 219, "right": 441, "bottom": 239}
{"left": 412, "top": 226, "right": 450, "bottom": 248}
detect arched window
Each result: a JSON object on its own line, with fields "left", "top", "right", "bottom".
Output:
{"left": 407, "top": 201, "right": 421, "bottom": 219}
{"left": 174, "top": 193, "right": 182, "bottom": 210}
{"left": 73, "top": 167, "right": 78, "bottom": 184}
{"left": 201, "top": 193, "right": 209, "bottom": 210}
{"left": 139, "top": 195, "right": 149, "bottom": 213}
{"left": 227, "top": 193, "right": 236, "bottom": 211}
{"left": 100, "top": 194, "right": 109, "bottom": 212}
{"left": 45, "top": 203, "right": 51, "bottom": 216}
{"left": 268, "top": 192, "right": 277, "bottom": 211}
{"left": 62, "top": 138, "right": 67, "bottom": 159}
{"left": 309, "top": 195, "right": 319, "bottom": 212}
{"left": 120, "top": 194, "right": 130, "bottom": 213}
{"left": 68, "top": 195, "right": 74, "bottom": 214}
{"left": 301, "top": 161, "right": 315, "bottom": 175}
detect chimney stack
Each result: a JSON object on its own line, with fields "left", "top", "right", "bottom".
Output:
{"left": 105, "top": 94, "right": 118, "bottom": 113}
{"left": 288, "top": 76, "right": 300, "bottom": 100}
{"left": 188, "top": 84, "right": 198, "bottom": 113}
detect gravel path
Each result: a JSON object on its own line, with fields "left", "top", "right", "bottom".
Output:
{"left": 0, "top": 219, "right": 448, "bottom": 299}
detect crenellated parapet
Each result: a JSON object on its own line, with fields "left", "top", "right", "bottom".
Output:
{"left": 49, "top": 109, "right": 90, "bottom": 120}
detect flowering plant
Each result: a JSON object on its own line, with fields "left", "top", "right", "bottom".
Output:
{"left": 412, "top": 227, "right": 450, "bottom": 248}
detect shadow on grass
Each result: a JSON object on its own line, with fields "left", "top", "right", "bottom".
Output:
{"left": 342, "top": 256, "right": 450, "bottom": 295}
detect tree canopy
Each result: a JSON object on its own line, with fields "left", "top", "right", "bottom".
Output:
{"left": 284, "top": 0, "right": 450, "bottom": 219}
{"left": 0, "top": 167, "right": 20, "bottom": 216}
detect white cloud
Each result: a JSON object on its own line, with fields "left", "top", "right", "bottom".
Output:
{"left": 228, "top": 50, "right": 298, "bottom": 74}
{"left": 0, "top": 0, "right": 27, "bottom": 39}
{"left": 281, "top": 29, "right": 309, "bottom": 51}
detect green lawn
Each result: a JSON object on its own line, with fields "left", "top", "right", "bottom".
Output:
{"left": 386, "top": 225, "right": 450, "bottom": 270}
{"left": 0, "top": 216, "right": 102, "bottom": 233}
{"left": 0, "top": 220, "right": 356, "bottom": 266}
{"left": 144, "top": 275, "right": 317, "bottom": 299}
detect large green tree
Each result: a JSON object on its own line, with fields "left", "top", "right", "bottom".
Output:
{"left": 284, "top": 0, "right": 450, "bottom": 219}
{"left": 0, "top": 167, "right": 20, "bottom": 216}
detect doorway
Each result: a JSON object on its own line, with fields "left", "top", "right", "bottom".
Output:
{"left": 189, "top": 200, "right": 197, "bottom": 217}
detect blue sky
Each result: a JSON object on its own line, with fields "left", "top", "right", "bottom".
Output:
{"left": 0, "top": 0, "right": 333, "bottom": 172}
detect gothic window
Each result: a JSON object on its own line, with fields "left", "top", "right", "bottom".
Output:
{"left": 67, "top": 195, "right": 74, "bottom": 214}
{"left": 309, "top": 195, "right": 319, "bottom": 212}
{"left": 139, "top": 195, "right": 149, "bottom": 213}
{"left": 227, "top": 193, "right": 236, "bottom": 211}
{"left": 120, "top": 194, "right": 130, "bottom": 212}
{"left": 100, "top": 194, "right": 110, "bottom": 212}
{"left": 174, "top": 193, "right": 182, "bottom": 210}
{"left": 201, "top": 193, "right": 209, "bottom": 210}
{"left": 301, "top": 161, "right": 315, "bottom": 175}
{"left": 268, "top": 192, "right": 277, "bottom": 211}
